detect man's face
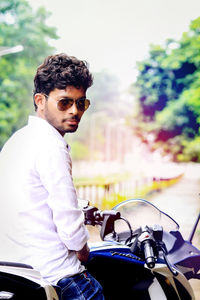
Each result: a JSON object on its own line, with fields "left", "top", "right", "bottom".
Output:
{"left": 37, "top": 86, "right": 87, "bottom": 136}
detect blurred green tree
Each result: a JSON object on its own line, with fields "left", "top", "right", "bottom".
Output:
{"left": 0, "top": 0, "right": 58, "bottom": 148}
{"left": 133, "top": 17, "right": 200, "bottom": 162}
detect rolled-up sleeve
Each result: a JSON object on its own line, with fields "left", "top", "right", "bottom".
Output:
{"left": 35, "top": 142, "right": 89, "bottom": 251}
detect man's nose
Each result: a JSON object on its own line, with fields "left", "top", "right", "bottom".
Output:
{"left": 69, "top": 102, "right": 78, "bottom": 114}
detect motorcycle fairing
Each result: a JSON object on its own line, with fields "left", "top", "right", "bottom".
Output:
{"left": 152, "top": 264, "right": 195, "bottom": 300}
{"left": 89, "top": 245, "right": 145, "bottom": 266}
{"left": 86, "top": 246, "right": 155, "bottom": 299}
{"left": 148, "top": 277, "right": 168, "bottom": 300}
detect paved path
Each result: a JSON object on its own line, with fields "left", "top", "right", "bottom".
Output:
{"left": 149, "top": 163, "right": 200, "bottom": 299}
{"left": 150, "top": 163, "right": 200, "bottom": 241}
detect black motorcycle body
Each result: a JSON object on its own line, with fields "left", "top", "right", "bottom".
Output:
{"left": 84, "top": 198, "right": 200, "bottom": 300}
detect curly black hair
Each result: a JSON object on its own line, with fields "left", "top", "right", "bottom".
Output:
{"left": 33, "top": 53, "right": 93, "bottom": 110}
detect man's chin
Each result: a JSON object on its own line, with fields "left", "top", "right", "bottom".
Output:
{"left": 62, "top": 124, "right": 79, "bottom": 134}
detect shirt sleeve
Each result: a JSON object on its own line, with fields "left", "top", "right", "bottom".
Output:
{"left": 35, "top": 142, "right": 89, "bottom": 251}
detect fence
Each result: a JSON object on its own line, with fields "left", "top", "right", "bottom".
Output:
{"left": 75, "top": 172, "right": 184, "bottom": 209}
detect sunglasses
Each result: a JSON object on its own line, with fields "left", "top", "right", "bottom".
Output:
{"left": 44, "top": 94, "right": 90, "bottom": 112}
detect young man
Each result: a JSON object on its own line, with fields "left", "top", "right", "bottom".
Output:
{"left": 0, "top": 53, "right": 104, "bottom": 299}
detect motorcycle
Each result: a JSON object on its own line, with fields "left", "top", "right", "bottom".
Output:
{"left": 0, "top": 261, "right": 61, "bottom": 300}
{"left": 83, "top": 198, "right": 200, "bottom": 300}
{"left": 0, "top": 198, "right": 199, "bottom": 299}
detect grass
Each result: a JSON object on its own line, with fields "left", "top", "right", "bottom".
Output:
{"left": 74, "top": 172, "right": 131, "bottom": 187}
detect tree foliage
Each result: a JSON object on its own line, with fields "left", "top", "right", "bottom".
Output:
{"left": 0, "top": 0, "right": 58, "bottom": 148}
{"left": 133, "top": 17, "right": 200, "bottom": 162}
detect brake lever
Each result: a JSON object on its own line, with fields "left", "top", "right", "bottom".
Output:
{"left": 100, "top": 211, "right": 121, "bottom": 240}
{"left": 161, "top": 248, "right": 178, "bottom": 276}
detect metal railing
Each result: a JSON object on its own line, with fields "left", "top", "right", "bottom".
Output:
{"left": 75, "top": 173, "right": 184, "bottom": 209}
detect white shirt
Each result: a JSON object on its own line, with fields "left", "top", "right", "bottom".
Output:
{"left": 0, "top": 116, "right": 89, "bottom": 284}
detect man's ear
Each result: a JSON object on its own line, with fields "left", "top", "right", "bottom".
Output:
{"left": 34, "top": 93, "right": 46, "bottom": 111}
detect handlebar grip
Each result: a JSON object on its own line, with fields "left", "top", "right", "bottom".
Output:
{"left": 143, "top": 240, "right": 155, "bottom": 268}
{"left": 100, "top": 210, "right": 121, "bottom": 219}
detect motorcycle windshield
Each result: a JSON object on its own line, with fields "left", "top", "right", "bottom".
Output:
{"left": 113, "top": 199, "right": 179, "bottom": 232}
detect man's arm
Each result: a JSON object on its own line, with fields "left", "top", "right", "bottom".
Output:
{"left": 35, "top": 143, "right": 89, "bottom": 252}
{"left": 76, "top": 243, "right": 90, "bottom": 262}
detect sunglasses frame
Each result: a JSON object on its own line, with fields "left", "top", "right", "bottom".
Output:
{"left": 43, "top": 94, "right": 90, "bottom": 112}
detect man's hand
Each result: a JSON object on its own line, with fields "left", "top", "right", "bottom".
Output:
{"left": 76, "top": 243, "right": 90, "bottom": 262}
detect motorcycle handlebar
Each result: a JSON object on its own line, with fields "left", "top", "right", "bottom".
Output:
{"left": 138, "top": 226, "right": 156, "bottom": 269}
{"left": 143, "top": 240, "right": 156, "bottom": 268}
{"left": 83, "top": 205, "right": 121, "bottom": 226}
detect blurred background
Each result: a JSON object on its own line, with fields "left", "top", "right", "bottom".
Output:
{"left": 1, "top": 0, "right": 200, "bottom": 164}
{"left": 0, "top": 0, "right": 200, "bottom": 296}
{"left": 1, "top": 0, "right": 200, "bottom": 194}
{"left": 0, "top": 0, "right": 200, "bottom": 202}
{"left": 1, "top": 0, "right": 200, "bottom": 197}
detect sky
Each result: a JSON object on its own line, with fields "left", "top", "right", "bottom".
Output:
{"left": 27, "top": 0, "right": 200, "bottom": 90}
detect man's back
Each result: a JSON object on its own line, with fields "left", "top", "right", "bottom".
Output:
{"left": 0, "top": 116, "right": 88, "bottom": 284}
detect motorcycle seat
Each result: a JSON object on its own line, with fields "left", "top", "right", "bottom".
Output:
{"left": 0, "top": 261, "right": 33, "bottom": 269}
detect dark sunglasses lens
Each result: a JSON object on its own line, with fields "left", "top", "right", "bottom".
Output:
{"left": 57, "top": 98, "right": 90, "bottom": 111}
{"left": 77, "top": 99, "right": 90, "bottom": 111}
{"left": 57, "top": 99, "right": 73, "bottom": 111}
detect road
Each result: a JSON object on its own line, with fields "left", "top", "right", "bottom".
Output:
{"left": 150, "top": 163, "right": 200, "bottom": 242}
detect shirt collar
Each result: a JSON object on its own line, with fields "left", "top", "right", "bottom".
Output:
{"left": 28, "top": 115, "right": 70, "bottom": 150}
